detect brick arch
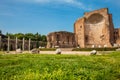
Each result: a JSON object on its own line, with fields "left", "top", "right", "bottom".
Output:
{"left": 86, "top": 13, "right": 104, "bottom": 24}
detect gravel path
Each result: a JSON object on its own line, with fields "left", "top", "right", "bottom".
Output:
{"left": 3, "top": 51, "right": 111, "bottom": 55}
{"left": 3, "top": 51, "right": 91, "bottom": 55}
{"left": 40, "top": 51, "right": 91, "bottom": 55}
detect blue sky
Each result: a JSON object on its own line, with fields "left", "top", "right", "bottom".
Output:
{"left": 0, "top": 0, "right": 120, "bottom": 35}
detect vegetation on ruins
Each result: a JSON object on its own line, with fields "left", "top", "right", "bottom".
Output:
{"left": 0, "top": 51, "right": 120, "bottom": 80}
{"left": 0, "top": 32, "right": 48, "bottom": 51}
{"left": 72, "top": 47, "right": 118, "bottom": 51}
{"left": 6, "top": 32, "right": 47, "bottom": 42}
{"left": 40, "top": 48, "right": 56, "bottom": 51}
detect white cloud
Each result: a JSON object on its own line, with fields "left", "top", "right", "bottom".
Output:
{"left": 14, "top": 0, "right": 92, "bottom": 10}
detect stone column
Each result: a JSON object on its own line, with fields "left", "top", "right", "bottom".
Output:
{"left": 29, "top": 38, "right": 31, "bottom": 52}
{"left": 22, "top": 38, "right": 24, "bottom": 51}
{"left": 16, "top": 37, "right": 18, "bottom": 50}
{"left": 0, "top": 36, "right": 1, "bottom": 49}
{"left": 7, "top": 36, "right": 10, "bottom": 52}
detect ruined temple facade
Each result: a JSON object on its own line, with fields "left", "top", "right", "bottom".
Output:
{"left": 47, "top": 8, "right": 120, "bottom": 48}
{"left": 74, "top": 8, "right": 115, "bottom": 48}
{"left": 47, "top": 31, "right": 76, "bottom": 48}
{"left": 74, "top": 8, "right": 120, "bottom": 48}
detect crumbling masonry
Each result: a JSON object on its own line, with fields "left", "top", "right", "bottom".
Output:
{"left": 47, "top": 8, "right": 120, "bottom": 48}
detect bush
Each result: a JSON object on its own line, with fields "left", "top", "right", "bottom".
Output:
{"left": 72, "top": 47, "right": 118, "bottom": 51}
{"left": 40, "top": 48, "right": 56, "bottom": 51}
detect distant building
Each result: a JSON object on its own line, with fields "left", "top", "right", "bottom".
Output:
{"left": 47, "top": 8, "right": 120, "bottom": 48}
{"left": 47, "top": 31, "right": 76, "bottom": 48}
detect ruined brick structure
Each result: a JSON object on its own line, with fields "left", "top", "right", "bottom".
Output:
{"left": 1, "top": 8, "right": 120, "bottom": 49}
{"left": 0, "top": 32, "right": 42, "bottom": 51}
{"left": 1, "top": 39, "right": 39, "bottom": 51}
{"left": 74, "top": 8, "right": 116, "bottom": 48}
{"left": 115, "top": 28, "right": 120, "bottom": 44}
{"left": 47, "top": 8, "right": 120, "bottom": 48}
{"left": 47, "top": 31, "right": 76, "bottom": 48}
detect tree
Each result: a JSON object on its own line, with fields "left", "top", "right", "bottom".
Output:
{"left": 36, "top": 41, "right": 39, "bottom": 48}
{"left": 41, "top": 35, "right": 47, "bottom": 42}
{"left": 35, "top": 32, "right": 41, "bottom": 41}
{"left": 24, "top": 33, "right": 34, "bottom": 40}
{"left": 6, "top": 33, "right": 15, "bottom": 39}
{"left": 5, "top": 32, "right": 47, "bottom": 42}
{"left": 14, "top": 33, "right": 24, "bottom": 40}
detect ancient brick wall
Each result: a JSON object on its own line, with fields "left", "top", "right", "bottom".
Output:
{"left": 47, "top": 31, "right": 75, "bottom": 48}
{"left": 74, "top": 8, "right": 114, "bottom": 48}
{"left": 115, "top": 28, "right": 120, "bottom": 44}
{"left": 1, "top": 38, "right": 41, "bottom": 51}
{"left": 74, "top": 18, "right": 85, "bottom": 48}
{"left": 109, "top": 14, "right": 115, "bottom": 44}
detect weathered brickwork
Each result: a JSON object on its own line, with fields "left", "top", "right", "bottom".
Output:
{"left": 74, "top": 8, "right": 120, "bottom": 48}
{"left": 115, "top": 28, "right": 120, "bottom": 44}
{"left": 47, "top": 31, "right": 76, "bottom": 48}
{"left": 1, "top": 39, "right": 39, "bottom": 50}
{"left": 1, "top": 8, "right": 119, "bottom": 49}
{"left": 47, "top": 8, "right": 120, "bottom": 48}
{"left": 0, "top": 34, "right": 42, "bottom": 51}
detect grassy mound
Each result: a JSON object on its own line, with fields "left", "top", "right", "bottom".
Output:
{"left": 72, "top": 47, "right": 117, "bottom": 51}
{"left": 40, "top": 48, "right": 56, "bottom": 51}
{"left": 0, "top": 51, "right": 120, "bottom": 80}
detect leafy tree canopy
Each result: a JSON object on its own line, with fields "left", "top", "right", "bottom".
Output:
{"left": 6, "top": 32, "right": 47, "bottom": 42}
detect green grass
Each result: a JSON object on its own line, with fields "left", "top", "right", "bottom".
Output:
{"left": 40, "top": 48, "right": 56, "bottom": 51}
{"left": 72, "top": 47, "right": 117, "bottom": 51}
{"left": 0, "top": 52, "right": 120, "bottom": 80}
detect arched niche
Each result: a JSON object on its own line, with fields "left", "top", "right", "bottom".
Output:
{"left": 86, "top": 13, "right": 104, "bottom": 24}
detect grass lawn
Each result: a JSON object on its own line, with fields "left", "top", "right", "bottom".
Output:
{"left": 0, "top": 51, "right": 120, "bottom": 80}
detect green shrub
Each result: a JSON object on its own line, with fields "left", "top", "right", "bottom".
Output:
{"left": 40, "top": 48, "right": 56, "bottom": 51}
{"left": 72, "top": 47, "right": 118, "bottom": 51}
